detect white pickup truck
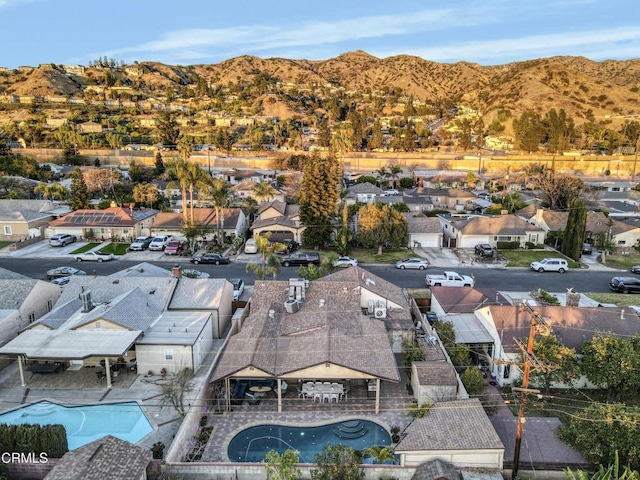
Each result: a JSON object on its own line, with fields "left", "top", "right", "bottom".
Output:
{"left": 425, "top": 271, "right": 475, "bottom": 287}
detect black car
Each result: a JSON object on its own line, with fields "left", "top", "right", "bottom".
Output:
{"left": 46, "top": 266, "right": 87, "bottom": 280}
{"left": 279, "top": 252, "right": 320, "bottom": 267}
{"left": 474, "top": 243, "right": 494, "bottom": 258}
{"left": 609, "top": 277, "right": 640, "bottom": 293}
{"left": 190, "top": 253, "right": 230, "bottom": 265}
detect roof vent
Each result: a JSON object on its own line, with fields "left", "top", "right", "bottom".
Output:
{"left": 112, "top": 279, "right": 119, "bottom": 284}
{"left": 149, "top": 288, "right": 156, "bottom": 294}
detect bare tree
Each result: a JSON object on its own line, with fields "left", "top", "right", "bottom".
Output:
{"left": 159, "top": 368, "right": 195, "bottom": 417}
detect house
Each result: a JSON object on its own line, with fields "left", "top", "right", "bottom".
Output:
{"left": 78, "top": 121, "right": 103, "bottom": 134}
{"left": 404, "top": 213, "right": 443, "bottom": 248}
{"left": 429, "top": 287, "right": 510, "bottom": 317}
{"left": 217, "top": 168, "right": 264, "bottom": 185}
{"left": 410, "top": 361, "right": 459, "bottom": 406}
{"left": 46, "top": 116, "right": 67, "bottom": 128}
{"left": 44, "top": 435, "right": 152, "bottom": 480}
{"left": 251, "top": 201, "right": 304, "bottom": 243}
{"left": 47, "top": 207, "right": 158, "bottom": 241}
{"left": 610, "top": 217, "right": 640, "bottom": 251}
{"left": 440, "top": 214, "right": 545, "bottom": 248}
{"left": 0, "top": 268, "right": 233, "bottom": 386}
{"left": 344, "top": 183, "right": 386, "bottom": 205}
{"left": 470, "top": 304, "right": 640, "bottom": 386}
{"left": 395, "top": 398, "right": 504, "bottom": 468}
{"left": 150, "top": 208, "right": 248, "bottom": 242}
{"left": 230, "top": 180, "right": 285, "bottom": 204}
{"left": 211, "top": 267, "right": 408, "bottom": 413}
{"left": 519, "top": 207, "right": 610, "bottom": 246}
{"left": 0, "top": 199, "right": 70, "bottom": 241}
{"left": 0, "top": 268, "right": 61, "bottom": 345}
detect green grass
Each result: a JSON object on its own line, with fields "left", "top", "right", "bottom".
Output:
{"left": 584, "top": 292, "right": 640, "bottom": 307}
{"left": 348, "top": 248, "right": 415, "bottom": 264}
{"left": 0, "top": 241, "right": 13, "bottom": 249}
{"left": 70, "top": 243, "right": 101, "bottom": 254}
{"left": 600, "top": 254, "right": 640, "bottom": 271}
{"left": 499, "top": 249, "right": 580, "bottom": 269}
{"left": 98, "top": 243, "right": 130, "bottom": 255}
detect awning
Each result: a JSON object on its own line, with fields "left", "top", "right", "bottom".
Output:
{"left": 0, "top": 329, "right": 142, "bottom": 360}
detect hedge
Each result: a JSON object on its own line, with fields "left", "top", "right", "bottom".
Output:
{"left": 0, "top": 423, "right": 68, "bottom": 458}
{"left": 497, "top": 241, "right": 520, "bottom": 249}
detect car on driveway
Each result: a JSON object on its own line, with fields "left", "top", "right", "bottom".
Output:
{"left": 149, "top": 235, "right": 172, "bottom": 251}
{"left": 49, "top": 234, "right": 76, "bottom": 247}
{"left": 530, "top": 258, "right": 568, "bottom": 273}
{"left": 395, "top": 257, "right": 430, "bottom": 270}
{"left": 230, "top": 278, "right": 245, "bottom": 301}
{"left": 384, "top": 189, "right": 400, "bottom": 196}
{"left": 164, "top": 240, "right": 186, "bottom": 256}
{"left": 129, "top": 236, "right": 153, "bottom": 251}
{"left": 610, "top": 277, "right": 640, "bottom": 293}
{"left": 75, "top": 251, "right": 115, "bottom": 262}
{"left": 46, "top": 266, "right": 87, "bottom": 280}
{"left": 332, "top": 256, "right": 358, "bottom": 268}
{"left": 181, "top": 269, "right": 210, "bottom": 279}
{"left": 474, "top": 243, "right": 494, "bottom": 258}
{"left": 190, "top": 253, "right": 230, "bottom": 265}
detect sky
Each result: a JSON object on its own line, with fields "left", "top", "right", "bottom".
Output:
{"left": 1, "top": 0, "right": 639, "bottom": 69}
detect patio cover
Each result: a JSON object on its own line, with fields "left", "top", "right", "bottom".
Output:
{"left": 446, "top": 313, "right": 494, "bottom": 344}
{"left": 0, "top": 329, "right": 142, "bottom": 360}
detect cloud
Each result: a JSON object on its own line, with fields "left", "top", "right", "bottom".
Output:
{"left": 104, "top": 6, "right": 494, "bottom": 61}
{"left": 0, "top": 0, "right": 42, "bottom": 9}
{"left": 371, "top": 27, "right": 640, "bottom": 64}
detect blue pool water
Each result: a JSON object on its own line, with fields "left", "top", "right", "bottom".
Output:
{"left": 0, "top": 401, "right": 153, "bottom": 450}
{"left": 228, "top": 419, "right": 391, "bottom": 463}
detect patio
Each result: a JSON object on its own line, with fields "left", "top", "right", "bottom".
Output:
{"left": 0, "top": 362, "right": 138, "bottom": 389}
{"left": 201, "top": 355, "right": 415, "bottom": 462}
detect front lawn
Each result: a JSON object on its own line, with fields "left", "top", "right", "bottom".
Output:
{"left": 70, "top": 243, "right": 101, "bottom": 254}
{"left": 348, "top": 248, "right": 414, "bottom": 264}
{"left": 601, "top": 254, "right": 640, "bottom": 271}
{"left": 98, "top": 243, "right": 129, "bottom": 255}
{"left": 584, "top": 292, "right": 640, "bottom": 307}
{"left": 499, "top": 249, "right": 580, "bottom": 269}
{"left": 0, "top": 241, "right": 13, "bottom": 250}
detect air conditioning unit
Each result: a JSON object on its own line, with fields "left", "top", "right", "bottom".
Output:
{"left": 374, "top": 307, "right": 387, "bottom": 319}
{"left": 284, "top": 299, "right": 300, "bottom": 314}
{"left": 367, "top": 300, "right": 375, "bottom": 314}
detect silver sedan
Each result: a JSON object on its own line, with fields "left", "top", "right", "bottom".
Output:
{"left": 395, "top": 257, "right": 430, "bottom": 270}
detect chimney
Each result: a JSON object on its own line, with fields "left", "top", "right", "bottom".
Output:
{"left": 566, "top": 288, "right": 580, "bottom": 307}
{"left": 172, "top": 265, "right": 182, "bottom": 278}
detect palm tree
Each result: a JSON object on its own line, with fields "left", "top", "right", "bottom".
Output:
{"left": 34, "top": 182, "right": 66, "bottom": 201}
{"left": 183, "top": 163, "right": 210, "bottom": 223}
{"left": 200, "top": 178, "right": 231, "bottom": 242}
{"left": 166, "top": 159, "right": 190, "bottom": 221}
{"left": 252, "top": 181, "right": 276, "bottom": 204}
{"left": 387, "top": 164, "right": 403, "bottom": 189}
{"left": 363, "top": 445, "right": 395, "bottom": 465}
{"left": 375, "top": 167, "right": 389, "bottom": 187}
{"left": 330, "top": 123, "right": 353, "bottom": 171}
{"left": 245, "top": 233, "right": 286, "bottom": 280}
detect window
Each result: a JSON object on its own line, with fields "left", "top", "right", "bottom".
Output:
{"left": 618, "top": 240, "right": 626, "bottom": 245}
{"left": 164, "top": 349, "right": 174, "bottom": 361}
{"left": 503, "top": 364, "right": 511, "bottom": 379}
{"left": 28, "top": 312, "right": 36, "bottom": 323}
{"left": 3, "top": 226, "right": 11, "bottom": 235}
{"left": 496, "top": 236, "right": 512, "bottom": 242}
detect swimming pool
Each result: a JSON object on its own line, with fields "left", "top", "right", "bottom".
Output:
{"left": 228, "top": 419, "right": 391, "bottom": 463}
{"left": 0, "top": 401, "right": 153, "bottom": 450}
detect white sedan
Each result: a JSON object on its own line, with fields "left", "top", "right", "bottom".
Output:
{"left": 75, "top": 251, "right": 115, "bottom": 262}
{"left": 332, "top": 256, "right": 358, "bottom": 268}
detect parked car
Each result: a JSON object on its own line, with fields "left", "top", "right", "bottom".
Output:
{"left": 129, "top": 236, "right": 153, "bottom": 251}
{"left": 384, "top": 189, "right": 400, "bottom": 196}
{"left": 181, "top": 269, "right": 210, "bottom": 279}
{"left": 230, "top": 278, "right": 245, "bottom": 301}
{"left": 631, "top": 265, "right": 640, "bottom": 274}
{"left": 50, "top": 276, "right": 71, "bottom": 286}
{"left": 190, "top": 253, "right": 230, "bottom": 265}
{"left": 474, "top": 243, "right": 494, "bottom": 258}
{"left": 333, "top": 256, "right": 358, "bottom": 268}
{"left": 164, "top": 240, "right": 186, "bottom": 256}
{"left": 148, "top": 235, "right": 172, "bottom": 251}
{"left": 582, "top": 243, "right": 593, "bottom": 255}
{"left": 46, "top": 266, "right": 86, "bottom": 280}
{"left": 279, "top": 252, "right": 321, "bottom": 267}
{"left": 395, "top": 257, "right": 430, "bottom": 270}
{"left": 609, "top": 277, "right": 640, "bottom": 294}
{"left": 244, "top": 238, "right": 258, "bottom": 254}
{"left": 530, "top": 258, "right": 568, "bottom": 273}
{"left": 49, "top": 234, "right": 76, "bottom": 247}
{"left": 75, "top": 251, "right": 115, "bottom": 262}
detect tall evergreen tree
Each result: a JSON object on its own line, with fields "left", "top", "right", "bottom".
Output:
{"left": 299, "top": 152, "right": 341, "bottom": 248}
{"left": 70, "top": 167, "right": 89, "bottom": 210}
{"left": 561, "top": 197, "right": 587, "bottom": 260}
{"left": 153, "top": 151, "right": 165, "bottom": 176}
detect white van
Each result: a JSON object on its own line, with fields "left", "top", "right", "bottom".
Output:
{"left": 244, "top": 238, "right": 258, "bottom": 254}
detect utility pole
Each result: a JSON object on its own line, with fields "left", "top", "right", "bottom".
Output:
{"left": 511, "top": 302, "right": 550, "bottom": 480}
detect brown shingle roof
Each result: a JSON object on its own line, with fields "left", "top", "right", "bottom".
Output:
{"left": 413, "top": 361, "right": 458, "bottom": 386}
{"left": 44, "top": 435, "right": 151, "bottom": 480}
{"left": 451, "top": 215, "right": 543, "bottom": 235}
{"left": 404, "top": 214, "right": 443, "bottom": 234}
{"left": 484, "top": 304, "right": 640, "bottom": 353}
{"left": 431, "top": 287, "right": 509, "bottom": 314}
{"left": 395, "top": 398, "right": 504, "bottom": 452}
{"left": 212, "top": 275, "right": 403, "bottom": 383}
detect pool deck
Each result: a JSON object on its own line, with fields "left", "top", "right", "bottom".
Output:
{"left": 202, "top": 356, "right": 415, "bottom": 462}
{"left": 0, "top": 360, "right": 187, "bottom": 453}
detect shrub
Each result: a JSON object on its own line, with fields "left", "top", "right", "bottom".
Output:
{"left": 497, "top": 241, "right": 520, "bottom": 249}
{"left": 525, "top": 241, "right": 544, "bottom": 249}
{"left": 399, "top": 177, "right": 414, "bottom": 189}
{"left": 408, "top": 400, "right": 433, "bottom": 418}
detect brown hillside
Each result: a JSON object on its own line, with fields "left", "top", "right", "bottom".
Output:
{"left": 6, "top": 68, "right": 82, "bottom": 96}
